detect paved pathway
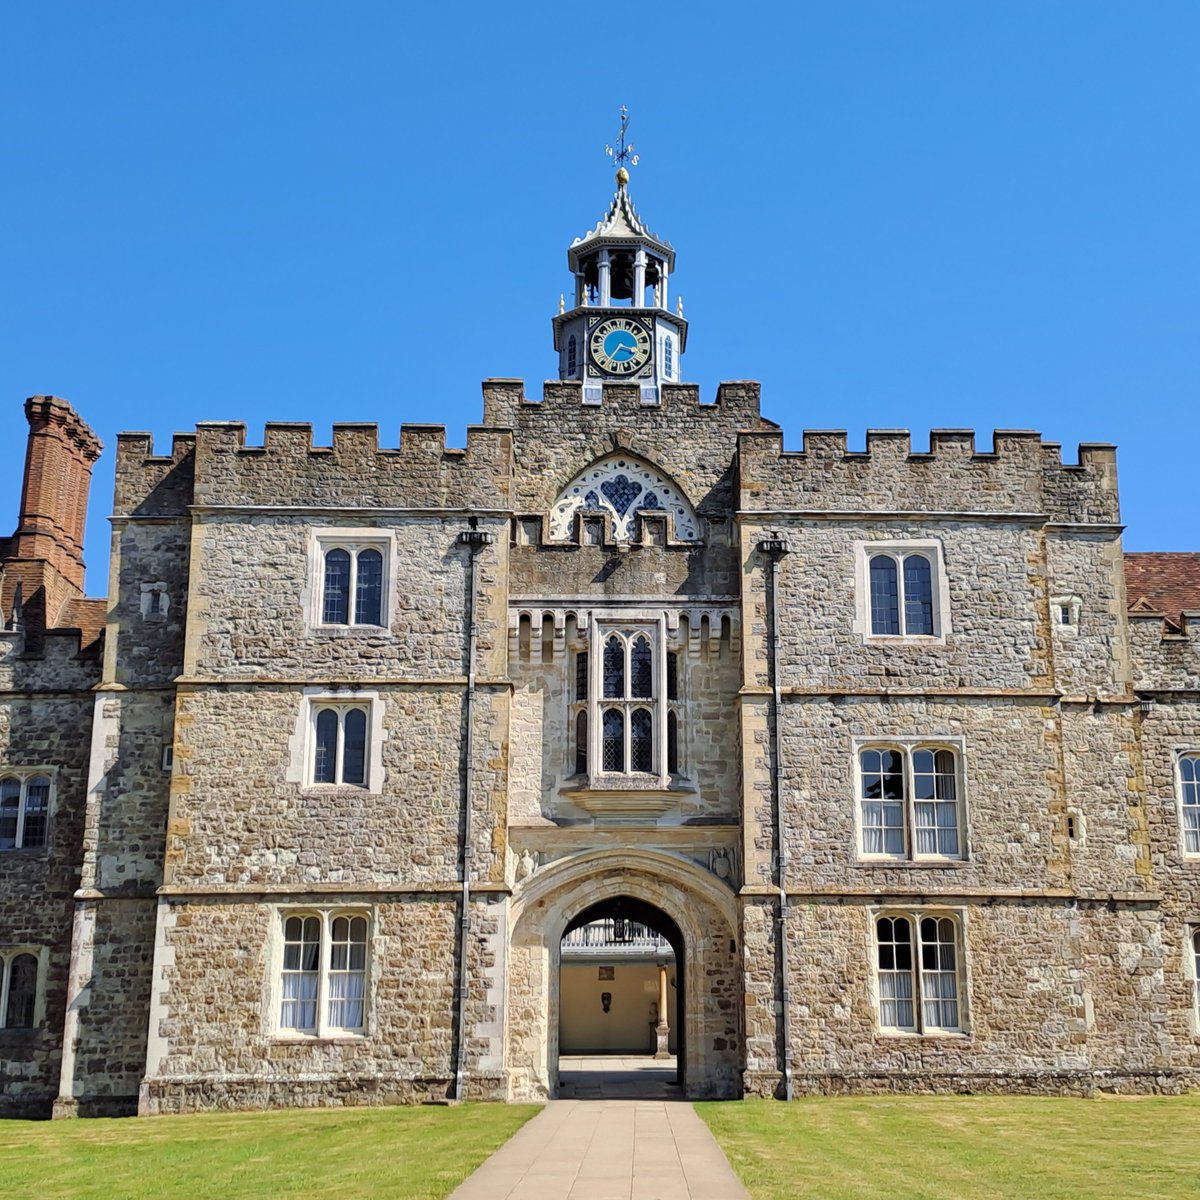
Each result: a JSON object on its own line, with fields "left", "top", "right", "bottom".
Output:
{"left": 448, "top": 1099, "right": 750, "bottom": 1200}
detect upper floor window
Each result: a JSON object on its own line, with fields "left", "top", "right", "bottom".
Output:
{"left": 322, "top": 545, "right": 384, "bottom": 626}
{"left": 875, "top": 913, "right": 963, "bottom": 1034}
{"left": 0, "top": 948, "right": 42, "bottom": 1029}
{"left": 855, "top": 541, "right": 947, "bottom": 641}
{"left": 567, "top": 334, "right": 578, "bottom": 377}
{"left": 1180, "top": 753, "right": 1200, "bottom": 856}
{"left": 312, "top": 705, "right": 368, "bottom": 787}
{"left": 858, "top": 744, "right": 963, "bottom": 860}
{"left": 0, "top": 774, "right": 50, "bottom": 851}
{"left": 663, "top": 335, "right": 674, "bottom": 379}
{"left": 570, "top": 625, "right": 682, "bottom": 780}
{"left": 279, "top": 911, "right": 369, "bottom": 1037}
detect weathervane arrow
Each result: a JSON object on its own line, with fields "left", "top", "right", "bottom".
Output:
{"left": 604, "top": 104, "right": 640, "bottom": 180}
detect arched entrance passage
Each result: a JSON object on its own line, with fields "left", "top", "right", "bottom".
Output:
{"left": 505, "top": 848, "right": 741, "bottom": 1101}
{"left": 559, "top": 896, "right": 684, "bottom": 1097}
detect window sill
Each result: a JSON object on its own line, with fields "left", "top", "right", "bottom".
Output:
{"left": 855, "top": 858, "right": 969, "bottom": 868}
{"left": 307, "top": 625, "right": 392, "bottom": 638}
{"left": 861, "top": 634, "right": 947, "bottom": 647}
{"left": 271, "top": 1033, "right": 367, "bottom": 1044}
{"left": 875, "top": 1030, "right": 969, "bottom": 1041}
{"left": 0, "top": 847, "right": 48, "bottom": 857}
{"left": 560, "top": 774, "right": 697, "bottom": 818}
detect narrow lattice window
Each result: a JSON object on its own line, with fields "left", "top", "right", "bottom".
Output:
{"left": 667, "top": 711, "right": 679, "bottom": 774}
{"left": 323, "top": 550, "right": 351, "bottom": 625}
{"left": 575, "top": 711, "right": 588, "bottom": 775}
{"left": 876, "top": 916, "right": 915, "bottom": 1030}
{"left": 860, "top": 749, "right": 906, "bottom": 856}
{"left": 575, "top": 652, "right": 589, "bottom": 703}
{"left": 603, "top": 636, "right": 624, "bottom": 698}
{"left": 911, "top": 749, "right": 959, "bottom": 856}
{"left": 919, "top": 917, "right": 960, "bottom": 1030}
{"left": 321, "top": 544, "right": 387, "bottom": 626}
{"left": 667, "top": 652, "right": 678, "bottom": 701}
{"left": 903, "top": 555, "right": 933, "bottom": 636}
{"left": 1181, "top": 755, "right": 1200, "bottom": 855}
{"left": 630, "top": 636, "right": 653, "bottom": 698}
{"left": 602, "top": 708, "right": 624, "bottom": 772}
{"left": 567, "top": 334, "right": 577, "bottom": 376}
{"left": 630, "top": 708, "right": 653, "bottom": 772}
{"left": 312, "top": 706, "right": 369, "bottom": 787}
{"left": 281, "top": 916, "right": 321, "bottom": 1032}
{"left": 327, "top": 915, "right": 368, "bottom": 1031}
{"left": 663, "top": 336, "right": 673, "bottom": 378}
{"left": 869, "top": 555, "right": 900, "bottom": 635}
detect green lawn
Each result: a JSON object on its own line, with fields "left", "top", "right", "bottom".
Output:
{"left": 0, "top": 1103, "right": 540, "bottom": 1200}
{"left": 696, "top": 1095, "right": 1200, "bottom": 1200}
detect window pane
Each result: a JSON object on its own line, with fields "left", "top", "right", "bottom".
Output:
{"left": 22, "top": 777, "right": 49, "bottom": 849}
{"left": 575, "top": 710, "right": 588, "bottom": 775}
{"left": 314, "top": 709, "right": 339, "bottom": 783}
{"left": 667, "top": 711, "right": 678, "bottom": 774}
{"left": 869, "top": 556, "right": 900, "bottom": 635}
{"left": 630, "top": 636, "right": 653, "bottom": 698}
{"left": 329, "top": 914, "right": 367, "bottom": 1030}
{"left": 1183, "top": 757, "right": 1200, "bottom": 854}
{"left": 603, "top": 636, "right": 624, "bottom": 698}
{"left": 903, "top": 555, "right": 934, "bottom": 636}
{"left": 342, "top": 709, "right": 367, "bottom": 786}
{"left": 323, "top": 549, "right": 351, "bottom": 624}
{"left": 0, "top": 778, "right": 20, "bottom": 849}
{"left": 575, "top": 651, "right": 589, "bottom": 703}
{"left": 919, "top": 917, "right": 960, "bottom": 1029}
{"left": 630, "top": 708, "right": 653, "bottom": 772}
{"left": 355, "top": 549, "right": 383, "bottom": 626}
{"left": 281, "top": 916, "right": 320, "bottom": 1031}
{"left": 880, "top": 751, "right": 905, "bottom": 799}
{"left": 602, "top": 708, "right": 624, "bottom": 772}
{"left": 667, "top": 652, "right": 678, "bottom": 701}
{"left": 5, "top": 953, "right": 38, "bottom": 1028}
{"left": 876, "top": 917, "right": 915, "bottom": 1029}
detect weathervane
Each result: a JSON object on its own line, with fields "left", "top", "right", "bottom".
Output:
{"left": 605, "top": 105, "right": 639, "bottom": 183}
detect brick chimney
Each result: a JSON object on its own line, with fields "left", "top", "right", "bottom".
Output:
{"left": 1, "top": 396, "right": 102, "bottom": 638}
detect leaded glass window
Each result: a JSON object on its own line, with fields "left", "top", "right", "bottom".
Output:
{"left": 312, "top": 706, "right": 369, "bottom": 787}
{"left": 866, "top": 547, "right": 941, "bottom": 637}
{"left": 321, "top": 543, "right": 387, "bottom": 626}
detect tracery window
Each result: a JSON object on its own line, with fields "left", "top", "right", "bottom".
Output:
{"left": 0, "top": 948, "right": 42, "bottom": 1029}
{"left": 321, "top": 544, "right": 384, "bottom": 626}
{"left": 549, "top": 456, "right": 700, "bottom": 543}
{"left": 0, "top": 774, "right": 50, "bottom": 851}
{"left": 858, "top": 745, "right": 963, "bottom": 860}
{"left": 279, "top": 911, "right": 369, "bottom": 1036}
{"left": 1180, "top": 753, "right": 1200, "bottom": 856}
{"left": 869, "top": 552, "right": 933, "bottom": 635}
{"left": 875, "top": 913, "right": 963, "bottom": 1034}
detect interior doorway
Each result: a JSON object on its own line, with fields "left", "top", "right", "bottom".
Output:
{"left": 557, "top": 895, "right": 684, "bottom": 1099}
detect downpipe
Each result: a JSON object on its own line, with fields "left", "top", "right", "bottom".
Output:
{"left": 454, "top": 526, "right": 494, "bottom": 1101}
{"left": 758, "top": 532, "right": 793, "bottom": 1102}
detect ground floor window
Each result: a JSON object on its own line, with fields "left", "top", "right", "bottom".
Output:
{"left": 0, "top": 948, "right": 42, "bottom": 1029}
{"left": 278, "top": 910, "right": 369, "bottom": 1036}
{"left": 875, "top": 912, "right": 963, "bottom": 1034}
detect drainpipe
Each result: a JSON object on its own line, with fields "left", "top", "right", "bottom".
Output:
{"left": 454, "top": 526, "right": 494, "bottom": 1100}
{"left": 758, "top": 532, "right": 792, "bottom": 1101}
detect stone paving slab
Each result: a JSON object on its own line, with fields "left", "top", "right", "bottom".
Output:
{"left": 447, "top": 1099, "right": 750, "bottom": 1200}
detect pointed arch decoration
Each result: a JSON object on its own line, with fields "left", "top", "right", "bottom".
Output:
{"left": 548, "top": 454, "right": 701, "bottom": 543}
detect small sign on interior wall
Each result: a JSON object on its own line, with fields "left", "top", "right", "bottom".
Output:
{"left": 598, "top": 965, "right": 615, "bottom": 981}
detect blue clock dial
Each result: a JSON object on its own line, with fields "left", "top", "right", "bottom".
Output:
{"left": 589, "top": 318, "right": 652, "bottom": 376}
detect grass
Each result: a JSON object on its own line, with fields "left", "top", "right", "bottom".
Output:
{"left": 696, "top": 1094, "right": 1200, "bottom": 1200}
{"left": 0, "top": 1103, "right": 541, "bottom": 1200}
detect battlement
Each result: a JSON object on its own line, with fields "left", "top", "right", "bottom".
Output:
{"left": 0, "top": 625, "right": 103, "bottom": 691}
{"left": 114, "top": 432, "right": 197, "bottom": 517}
{"left": 738, "top": 428, "right": 1119, "bottom": 523}
{"left": 186, "top": 420, "right": 513, "bottom": 510}
{"left": 481, "top": 378, "right": 766, "bottom": 428}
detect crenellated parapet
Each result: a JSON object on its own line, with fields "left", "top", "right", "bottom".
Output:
{"left": 0, "top": 627, "right": 102, "bottom": 691}
{"left": 485, "top": 379, "right": 773, "bottom": 517}
{"left": 738, "top": 428, "right": 1119, "bottom": 523}
{"left": 1129, "top": 610, "right": 1200, "bottom": 692}
{"left": 122, "top": 421, "right": 515, "bottom": 512}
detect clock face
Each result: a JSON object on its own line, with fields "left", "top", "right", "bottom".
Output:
{"left": 589, "top": 317, "right": 652, "bottom": 376}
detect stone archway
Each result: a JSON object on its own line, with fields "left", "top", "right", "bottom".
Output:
{"left": 505, "top": 848, "right": 741, "bottom": 1100}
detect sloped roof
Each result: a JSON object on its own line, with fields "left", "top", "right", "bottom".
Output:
{"left": 58, "top": 596, "right": 106, "bottom": 650}
{"left": 1124, "top": 552, "right": 1200, "bottom": 630}
{"left": 569, "top": 180, "right": 674, "bottom": 269}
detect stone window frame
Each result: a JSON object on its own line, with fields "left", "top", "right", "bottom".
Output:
{"left": 269, "top": 908, "right": 373, "bottom": 1041}
{"left": 1175, "top": 750, "right": 1200, "bottom": 859}
{"left": 1051, "top": 593, "right": 1082, "bottom": 634}
{"left": 306, "top": 527, "right": 396, "bottom": 633}
{"left": 570, "top": 613, "right": 680, "bottom": 786}
{"left": 0, "top": 945, "right": 47, "bottom": 1031}
{"left": 870, "top": 908, "right": 968, "bottom": 1038}
{"left": 139, "top": 581, "right": 170, "bottom": 620}
{"left": 851, "top": 738, "right": 968, "bottom": 864}
{"left": 0, "top": 769, "right": 56, "bottom": 853}
{"left": 287, "top": 688, "right": 386, "bottom": 794}
{"left": 853, "top": 539, "right": 950, "bottom": 644}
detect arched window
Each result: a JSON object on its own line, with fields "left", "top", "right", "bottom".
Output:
{"left": 328, "top": 915, "right": 368, "bottom": 1031}
{"left": 865, "top": 546, "right": 941, "bottom": 637}
{"left": 859, "top": 745, "right": 962, "bottom": 860}
{"left": 0, "top": 774, "right": 49, "bottom": 851}
{"left": 312, "top": 706, "right": 368, "bottom": 787}
{"left": 630, "top": 708, "right": 653, "bottom": 772}
{"left": 2, "top": 953, "right": 38, "bottom": 1029}
{"left": 875, "top": 913, "right": 962, "bottom": 1033}
{"left": 602, "top": 708, "right": 624, "bottom": 772}
{"left": 549, "top": 455, "right": 700, "bottom": 543}
{"left": 603, "top": 635, "right": 624, "bottom": 698}
{"left": 321, "top": 544, "right": 386, "bottom": 626}
{"left": 281, "top": 915, "right": 321, "bottom": 1031}
{"left": 1181, "top": 754, "right": 1200, "bottom": 855}
{"left": 566, "top": 334, "right": 577, "bottom": 377}
{"left": 630, "top": 635, "right": 653, "bottom": 697}
{"left": 279, "top": 910, "right": 370, "bottom": 1036}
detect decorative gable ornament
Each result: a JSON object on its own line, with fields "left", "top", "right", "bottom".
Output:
{"left": 549, "top": 456, "right": 700, "bottom": 543}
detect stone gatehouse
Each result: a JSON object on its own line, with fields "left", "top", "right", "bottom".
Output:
{"left": 1, "top": 173, "right": 1199, "bottom": 1118}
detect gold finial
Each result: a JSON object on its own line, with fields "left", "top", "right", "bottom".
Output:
{"left": 605, "top": 105, "right": 639, "bottom": 184}
{"left": 559, "top": 292, "right": 565, "bottom": 315}
{"left": 676, "top": 296, "right": 684, "bottom": 317}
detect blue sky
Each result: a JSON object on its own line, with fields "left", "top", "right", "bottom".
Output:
{"left": 3, "top": 3, "right": 1197, "bottom": 591}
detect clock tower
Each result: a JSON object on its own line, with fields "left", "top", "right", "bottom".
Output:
{"left": 553, "top": 166, "right": 687, "bottom": 405}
